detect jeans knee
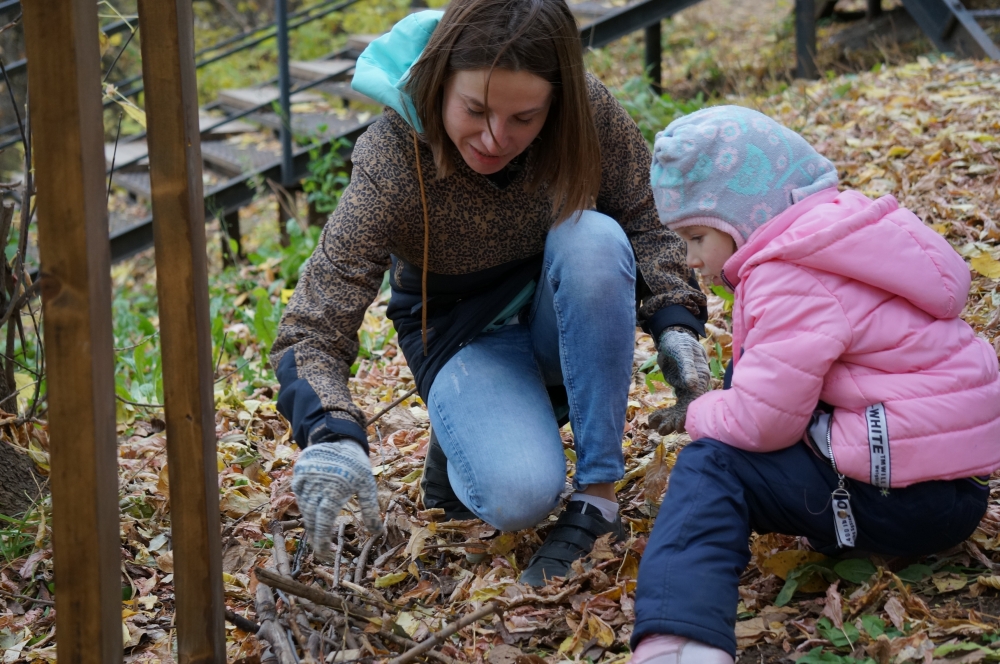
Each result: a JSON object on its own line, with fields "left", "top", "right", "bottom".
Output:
{"left": 545, "top": 212, "right": 634, "bottom": 293}
{"left": 473, "top": 472, "right": 564, "bottom": 532}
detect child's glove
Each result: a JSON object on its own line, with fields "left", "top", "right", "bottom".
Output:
{"left": 292, "top": 439, "right": 384, "bottom": 561}
{"left": 648, "top": 327, "right": 711, "bottom": 434}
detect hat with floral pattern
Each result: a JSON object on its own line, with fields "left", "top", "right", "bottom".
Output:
{"left": 650, "top": 105, "right": 839, "bottom": 247}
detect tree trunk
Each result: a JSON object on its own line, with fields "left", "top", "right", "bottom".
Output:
{"left": 0, "top": 349, "right": 42, "bottom": 518}
{"left": 0, "top": 438, "right": 42, "bottom": 517}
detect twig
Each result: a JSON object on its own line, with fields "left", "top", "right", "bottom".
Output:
{"left": 386, "top": 603, "right": 500, "bottom": 664}
{"left": 215, "top": 359, "right": 250, "bottom": 383}
{"left": 114, "top": 331, "right": 160, "bottom": 352}
{"left": 0, "top": 13, "right": 21, "bottom": 38}
{"left": 366, "top": 386, "right": 418, "bottom": 427}
{"left": 270, "top": 520, "right": 293, "bottom": 576}
{"left": 353, "top": 533, "right": 379, "bottom": 587}
{"left": 107, "top": 112, "right": 124, "bottom": 202}
{"left": 225, "top": 609, "right": 261, "bottom": 634}
{"left": 253, "top": 568, "right": 377, "bottom": 620}
{"left": 270, "top": 521, "right": 315, "bottom": 662}
{"left": 334, "top": 520, "right": 347, "bottom": 586}
{"left": 215, "top": 330, "right": 229, "bottom": 374}
{"left": 116, "top": 394, "right": 165, "bottom": 409}
{"left": 256, "top": 583, "right": 296, "bottom": 664}
{"left": 371, "top": 542, "right": 405, "bottom": 569}
{"left": 0, "top": 56, "right": 26, "bottom": 148}
{"left": 337, "top": 580, "right": 398, "bottom": 612}
{"left": 0, "top": 280, "right": 40, "bottom": 330}
{"left": 377, "top": 626, "right": 459, "bottom": 664}
{"left": 0, "top": 589, "right": 55, "bottom": 607}
{"left": 103, "top": 27, "right": 138, "bottom": 83}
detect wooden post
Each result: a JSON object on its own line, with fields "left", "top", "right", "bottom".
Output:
{"left": 22, "top": 2, "right": 122, "bottom": 662}
{"left": 645, "top": 20, "right": 663, "bottom": 95}
{"left": 795, "top": 0, "right": 819, "bottom": 79}
{"left": 137, "top": 0, "right": 227, "bottom": 661}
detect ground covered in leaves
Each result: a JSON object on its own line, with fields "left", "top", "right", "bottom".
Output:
{"left": 3, "top": 4, "right": 1000, "bottom": 664}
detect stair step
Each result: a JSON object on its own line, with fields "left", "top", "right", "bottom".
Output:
{"left": 199, "top": 113, "right": 257, "bottom": 135}
{"left": 200, "top": 139, "right": 281, "bottom": 177}
{"left": 314, "top": 81, "right": 377, "bottom": 105}
{"left": 289, "top": 59, "right": 355, "bottom": 82}
{"left": 105, "top": 140, "right": 149, "bottom": 170}
{"left": 346, "top": 34, "right": 380, "bottom": 53}
{"left": 111, "top": 170, "right": 152, "bottom": 201}
{"left": 217, "top": 86, "right": 324, "bottom": 111}
{"left": 249, "top": 110, "right": 371, "bottom": 140}
{"left": 570, "top": 1, "right": 612, "bottom": 19}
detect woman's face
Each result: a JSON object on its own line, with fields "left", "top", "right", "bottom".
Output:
{"left": 442, "top": 68, "right": 553, "bottom": 175}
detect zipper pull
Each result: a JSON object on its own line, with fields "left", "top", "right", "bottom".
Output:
{"left": 831, "top": 475, "right": 856, "bottom": 548}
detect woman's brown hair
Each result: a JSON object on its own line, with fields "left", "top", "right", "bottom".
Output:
{"left": 404, "top": 0, "right": 602, "bottom": 223}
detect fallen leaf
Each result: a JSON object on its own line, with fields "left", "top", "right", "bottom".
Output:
{"left": 971, "top": 253, "right": 1000, "bottom": 279}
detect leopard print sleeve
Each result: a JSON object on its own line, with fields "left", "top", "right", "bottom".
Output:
{"left": 271, "top": 118, "right": 415, "bottom": 447}
{"left": 588, "top": 75, "right": 707, "bottom": 335}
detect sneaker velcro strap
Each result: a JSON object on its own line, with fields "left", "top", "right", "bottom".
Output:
{"left": 538, "top": 528, "right": 594, "bottom": 556}
{"left": 552, "top": 511, "right": 615, "bottom": 536}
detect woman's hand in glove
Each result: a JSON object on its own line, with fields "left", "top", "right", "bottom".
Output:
{"left": 648, "top": 327, "right": 711, "bottom": 435}
{"left": 292, "top": 438, "right": 384, "bottom": 561}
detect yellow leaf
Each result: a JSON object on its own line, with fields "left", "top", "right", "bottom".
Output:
{"left": 281, "top": 289, "right": 295, "bottom": 304}
{"left": 374, "top": 572, "right": 408, "bottom": 588}
{"left": 219, "top": 486, "right": 269, "bottom": 518}
{"left": 932, "top": 573, "right": 966, "bottom": 593}
{"left": 929, "top": 223, "right": 949, "bottom": 235}
{"left": 971, "top": 253, "right": 1000, "bottom": 279}
{"left": 405, "top": 527, "right": 431, "bottom": 558}
{"left": 558, "top": 634, "right": 578, "bottom": 654}
{"left": 887, "top": 146, "right": 912, "bottom": 158}
{"left": 977, "top": 575, "right": 1000, "bottom": 590}
{"left": 393, "top": 611, "right": 420, "bottom": 637}
{"left": 587, "top": 614, "right": 615, "bottom": 647}
{"left": 99, "top": 30, "right": 112, "bottom": 56}
{"left": 116, "top": 98, "right": 147, "bottom": 128}
{"left": 488, "top": 532, "right": 518, "bottom": 556}
{"left": 759, "top": 550, "right": 829, "bottom": 594}
{"left": 27, "top": 440, "right": 49, "bottom": 473}
{"left": 925, "top": 149, "right": 944, "bottom": 165}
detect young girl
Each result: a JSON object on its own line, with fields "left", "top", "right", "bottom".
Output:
{"left": 631, "top": 106, "right": 1000, "bottom": 663}
{"left": 272, "top": 0, "right": 710, "bottom": 586}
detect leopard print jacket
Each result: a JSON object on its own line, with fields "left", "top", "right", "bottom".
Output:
{"left": 271, "top": 75, "right": 706, "bottom": 447}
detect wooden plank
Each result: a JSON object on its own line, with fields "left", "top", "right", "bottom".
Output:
{"left": 217, "top": 85, "right": 323, "bottom": 111}
{"left": 21, "top": 1, "right": 122, "bottom": 663}
{"left": 289, "top": 58, "right": 355, "bottom": 81}
{"left": 136, "top": 0, "right": 226, "bottom": 662}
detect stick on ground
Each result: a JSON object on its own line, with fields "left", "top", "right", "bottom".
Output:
{"left": 387, "top": 603, "right": 500, "bottom": 664}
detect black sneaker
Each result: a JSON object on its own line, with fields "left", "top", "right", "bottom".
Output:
{"left": 420, "top": 431, "right": 476, "bottom": 520}
{"left": 519, "top": 500, "right": 624, "bottom": 586}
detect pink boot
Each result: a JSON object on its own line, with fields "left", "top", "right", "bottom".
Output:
{"left": 631, "top": 635, "right": 734, "bottom": 664}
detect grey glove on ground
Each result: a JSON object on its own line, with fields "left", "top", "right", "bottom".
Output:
{"left": 292, "top": 438, "right": 383, "bottom": 561}
{"left": 648, "top": 327, "right": 711, "bottom": 435}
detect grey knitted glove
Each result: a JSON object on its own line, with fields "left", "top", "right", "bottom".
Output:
{"left": 648, "top": 327, "right": 711, "bottom": 435}
{"left": 292, "top": 439, "right": 384, "bottom": 562}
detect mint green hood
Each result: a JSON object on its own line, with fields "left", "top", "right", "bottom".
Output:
{"left": 351, "top": 10, "right": 444, "bottom": 133}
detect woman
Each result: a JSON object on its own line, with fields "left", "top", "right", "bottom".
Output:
{"left": 272, "top": 0, "right": 709, "bottom": 585}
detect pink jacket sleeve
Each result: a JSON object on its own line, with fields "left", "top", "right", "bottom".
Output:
{"left": 685, "top": 262, "right": 852, "bottom": 451}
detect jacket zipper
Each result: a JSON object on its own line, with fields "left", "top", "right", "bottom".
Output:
{"left": 824, "top": 414, "right": 838, "bottom": 475}
{"left": 720, "top": 269, "right": 736, "bottom": 291}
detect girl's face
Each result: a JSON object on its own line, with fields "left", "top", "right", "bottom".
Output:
{"left": 675, "top": 225, "right": 738, "bottom": 288}
{"left": 442, "top": 68, "right": 552, "bottom": 175}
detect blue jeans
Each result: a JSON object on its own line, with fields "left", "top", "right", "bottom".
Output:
{"left": 427, "top": 211, "right": 636, "bottom": 532}
{"left": 632, "top": 438, "right": 989, "bottom": 657}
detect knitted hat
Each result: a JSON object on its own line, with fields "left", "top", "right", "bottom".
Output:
{"left": 650, "top": 105, "right": 839, "bottom": 248}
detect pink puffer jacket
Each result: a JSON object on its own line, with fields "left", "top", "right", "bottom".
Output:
{"left": 686, "top": 187, "right": 1000, "bottom": 487}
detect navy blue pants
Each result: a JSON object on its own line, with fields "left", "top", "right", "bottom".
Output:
{"left": 632, "top": 438, "right": 989, "bottom": 656}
